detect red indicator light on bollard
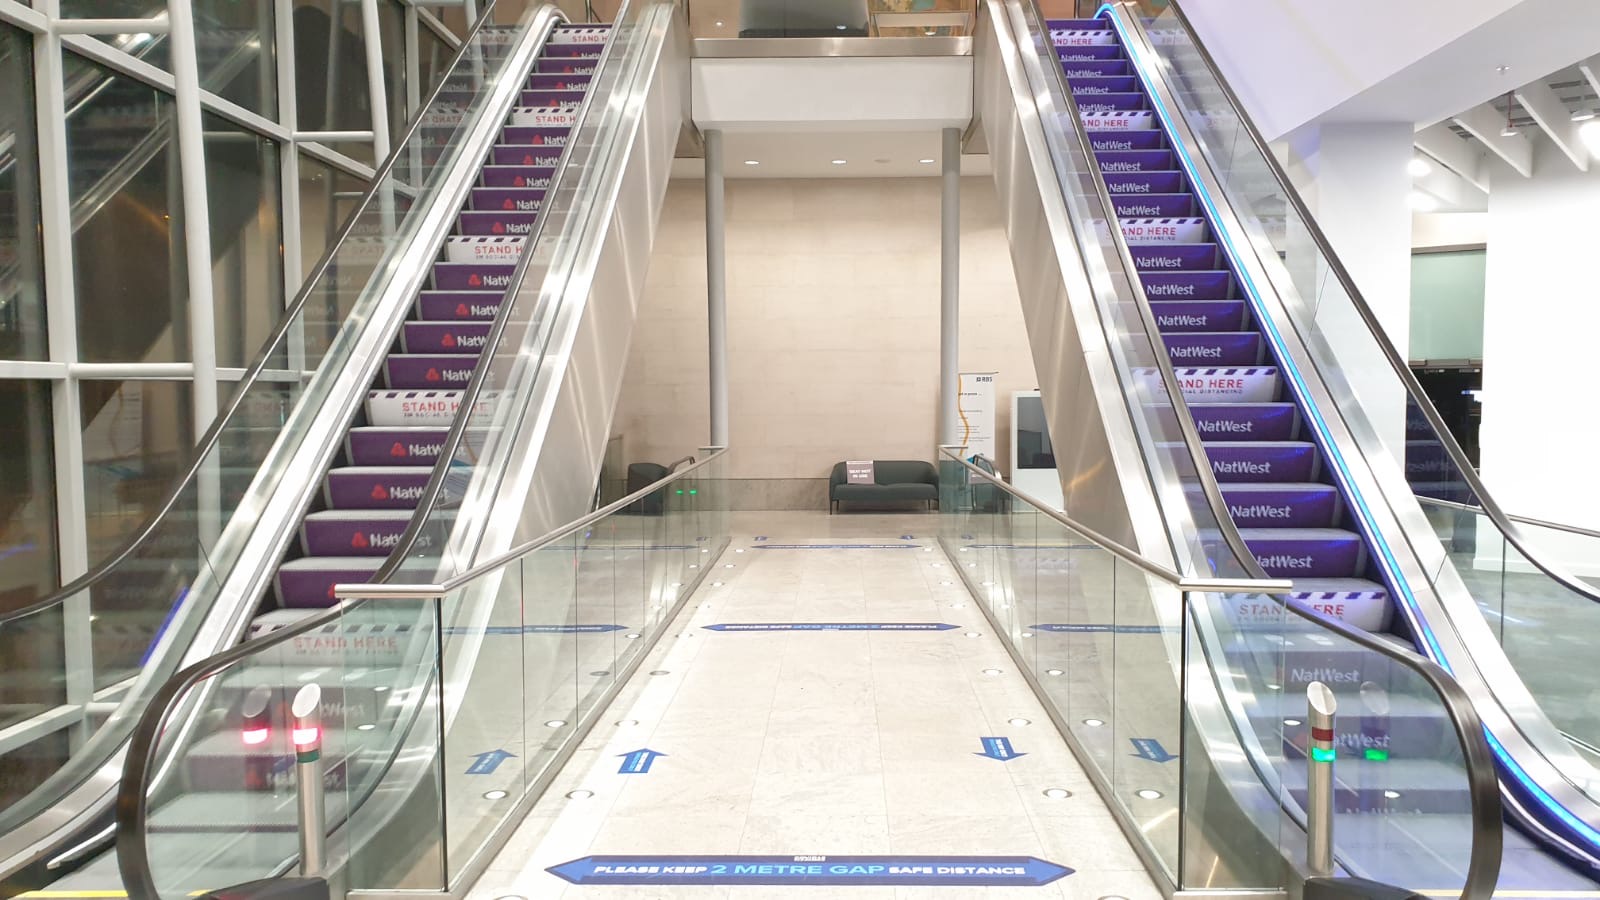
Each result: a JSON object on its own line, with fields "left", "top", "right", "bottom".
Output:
{"left": 293, "top": 726, "right": 321, "bottom": 747}
{"left": 242, "top": 727, "right": 269, "bottom": 746}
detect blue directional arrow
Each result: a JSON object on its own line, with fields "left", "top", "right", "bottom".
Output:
{"left": 976, "top": 736, "right": 1026, "bottom": 762}
{"left": 617, "top": 748, "right": 666, "bottom": 774}
{"left": 466, "top": 748, "right": 516, "bottom": 775}
{"left": 1130, "top": 737, "right": 1176, "bottom": 763}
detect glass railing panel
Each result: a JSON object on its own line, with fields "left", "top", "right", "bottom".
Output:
{"left": 1128, "top": 0, "right": 1600, "bottom": 802}
{"left": 1184, "top": 590, "right": 1480, "bottom": 895}
{"left": 0, "top": 8, "right": 549, "bottom": 830}
{"left": 133, "top": 597, "right": 445, "bottom": 897}
{"left": 1114, "top": 558, "right": 1179, "bottom": 877}
{"left": 0, "top": 602, "right": 67, "bottom": 733}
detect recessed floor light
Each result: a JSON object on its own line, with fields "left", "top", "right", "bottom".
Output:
{"left": 495, "top": 895, "right": 529, "bottom": 900}
{"left": 649, "top": 669, "right": 670, "bottom": 676}
{"left": 1008, "top": 717, "right": 1031, "bottom": 727}
{"left": 1020, "top": 632, "right": 1033, "bottom": 638}
{"left": 1383, "top": 789, "right": 1401, "bottom": 799}
{"left": 357, "top": 723, "right": 376, "bottom": 731}
{"left": 688, "top": 564, "right": 698, "bottom": 569}
{"left": 874, "top": 157, "right": 890, "bottom": 164}
{"left": 373, "top": 686, "right": 389, "bottom": 693}
{"left": 1083, "top": 717, "right": 1105, "bottom": 727}
{"left": 735, "top": 548, "right": 745, "bottom": 553}
{"left": 981, "top": 581, "right": 996, "bottom": 587}
{"left": 1043, "top": 788, "right": 1073, "bottom": 799}
{"left": 711, "top": 581, "right": 725, "bottom": 587}
{"left": 1135, "top": 789, "right": 1163, "bottom": 800}
{"left": 1099, "top": 895, "right": 1130, "bottom": 900}
{"left": 545, "top": 719, "right": 567, "bottom": 728}
{"left": 831, "top": 159, "right": 847, "bottom": 165}
{"left": 724, "top": 564, "right": 735, "bottom": 568}
{"left": 589, "top": 670, "right": 610, "bottom": 677}
{"left": 967, "top": 563, "right": 977, "bottom": 568}
{"left": 715, "top": 19, "right": 723, "bottom": 26}
{"left": 669, "top": 582, "right": 682, "bottom": 587}
{"left": 982, "top": 668, "right": 1003, "bottom": 676}
{"left": 483, "top": 790, "right": 508, "bottom": 800}
{"left": 939, "top": 580, "right": 953, "bottom": 586}
{"left": 959, "top": 547, "right": 969, "bottom": 552}
{"left": 919, "top": 158, "right": 935, "bottom": 164}
{"left": 836, "top": 24, "right": 848, "bottom": 30}
{"left": 964, "top": 631, "right": 982, "bottom": 638}
{"left": 1046, "top": 668, "right": 1064, "bottom": 676}
{"left": 1283, "top": 718, "right": 1302, "bottom": 727}
{"left": 743, "top": 159, "right": 759, "bottom": 166}
{"left": 1266, "top": 683, "right": 1281, "bottom": 691}
{"left": 949, "top": 602, "right": 965, "bottom": 609}
{"left": 566, "top": 789, "right": 594, "bottom": 800}
{"left": 625, "top": 632, "right": 641, "bottom": 639}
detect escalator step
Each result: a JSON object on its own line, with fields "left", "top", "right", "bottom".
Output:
{"left": 469, "top": 187, "right": 545, "bottom": 213}
{"left": 1163, "top": 332, "right": 1264, "bottom": 366}
{"left": 1130, "top": 242, "right": 1223, "bottom": 272}
{"left": 1087, "top": 130, "right": 1166, "bottom": 152}
{"left": 1239, "top": 528, "right": 1366, "bottom": 579}
{"left": 1219, "top": 483, "right": 1340, "bottom": 527}
{"left": 1140, "top": 270, "right": 1235, "bottom": 299}
{"left": 415, "top": 291, "right": 503, "bottom": 321}
{"left": 401, "top": 321, "right": 493, "bottom": 354}
{"left": 1188, "top": 402, "right": 1298, "bottom": 440}
{"left": 274, "top": 557, "right": 385, "bottom": 609}
{"left": 345, "top": 425, "right": 449, "bottom": 465}
{"left": 1075, "top": 92, "right": 1148, "bottom": 113}
{"left": 323, "top": 466, "right": 434, "bottom": 509}
{"left": 365, "top": 390, "right": 470, "bottom": 427}
{"left": 480, "top": 164, "right": 556, "bottom": 188}
{"left": 383, "top": 353, "right": 478, "bottom": 389}
{"left": 1121, "top": 216, "right": 1208, "bottom": 243}
{"left": 1149, "top": 299, "right": 1248, "bottom": 333}
{"left": 490, "top": 143, "right": 564, "bottom": 167}
{"left": 1102, "top": 169, "right": 1184, "bottom": 194}
{"left": 457, "top": 210, "right": 540, "bottom": 236}
{"left": 432, "top": 261, "right": 518, "bottom": 290}
{"left": 302, "top": 509, "right": 414, "bottom": 556}
{"left": 1200, "top": 441, "right": 1319, "bottom": 483}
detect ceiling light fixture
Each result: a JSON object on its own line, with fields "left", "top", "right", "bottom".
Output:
{"left": 1579, "top": 120, "right": 1600, "bottom": 156}
{"left": 1572, "top": 107, "right": 1597, "bottom": 123}
{"left": 836, "top": 23, "right": 848, "bottom": 30}
{"left": 1500, "top": 92, "right": 1518, "bottom": 137}
{"left": 831, "top": 159, "right": 847, "bottom": 165}
{"left": 919, "top": 158, "right": 935, "bottom": 164}
{"left": 1406, "top": 156, "right": 1432, "bottom": 178}
{"left": 744, "top": 159, "right": 759, "bottom": 166}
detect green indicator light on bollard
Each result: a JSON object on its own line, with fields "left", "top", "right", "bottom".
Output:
{"left": 675, "top": 489, "right": 684, "bottom": 495}
{"left": 1364, "top": 748, "right": 1389, "bottom": 761}
{"left": 1310, "top": 747, "right": 1336, "bottom": 763}
{"left": 689, "top": 489, "right": 698, "bottom": 495}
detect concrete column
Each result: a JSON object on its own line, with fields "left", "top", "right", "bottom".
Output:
{"left": 939, "top": 127, "right": 961, "bottom": 448}
{"left": 704, "top": 130, "right": 729, "bottom": 448}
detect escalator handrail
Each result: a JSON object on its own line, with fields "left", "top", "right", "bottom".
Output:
{"left": 1000, "top": 0, "right": 1268, "bottom": 591}
{"left": 114, "top": 446, "right": 728, "bottom": 898}
{"left": 361, "top": 0, "right": 658, "bottom": 591}
{"left": 944, "top": 447, "right": 1504, "bottom": 899}
{"left": 1421, "top": 495, "right": 1600, "bottom": 543}
{"left": 1132, "top": 0, "right": 1600, "bottom": 610}
{"left": 0, "top": 0, "right": 522, "bottom": 632}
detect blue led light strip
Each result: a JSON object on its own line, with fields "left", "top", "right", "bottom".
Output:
{"left": 1094, "top": 2, "right": 1600, "bottom": 851}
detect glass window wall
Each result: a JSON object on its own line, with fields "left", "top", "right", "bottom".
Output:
{"left": 0, "top": 23, "right": 45, "bottom": 361}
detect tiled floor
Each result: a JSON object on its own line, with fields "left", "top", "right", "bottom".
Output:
{"left": 463, "top": 511, "right": 1162, "bottom": 899}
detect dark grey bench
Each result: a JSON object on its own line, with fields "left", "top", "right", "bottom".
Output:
{"left": 828, "top": 460, "right": 939, "bottom": 513}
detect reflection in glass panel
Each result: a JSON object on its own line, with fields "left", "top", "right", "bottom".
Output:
{"left": 297, "top": 154, "right": 368, "bottom": 283}
{"left": 0, "top": 728, "right": 70, "bottom": 816}
{"left": 415, "top": 18, "right": 455, "bottom": 104}
{"left": 194, "top": 0, "right": 279, "bottom": 117}
{"left": 377, "top": 0, "right": 408, "bottom": 146}
{"left": 65, "top": 53, "right": 189, "bottom": 364}
{"left": 206, "top": 113, "right": 285, "bottom": 369}
{"left": 0, "top": 381, "right": 59, "bottom": 613}
{"left": 80, "top": 380, "right": 195, "bottom": 566}
{"left": 0, "top": 26, "right": 45, "bottom": 362}
{"left": 293, "top": 0, "right": 379, "bottom": 167}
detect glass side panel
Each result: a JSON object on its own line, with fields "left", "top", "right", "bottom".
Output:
{"left": 292, "top": 0, "right": 379, "bottom": 167}
{"left": 194, "top": 0, "right": 278, "bottom": 117}
{"left": 206, "top": 112, "right": 286, "bottom": 370}
{"left": 0, "top": 380, "right": 59, "bottom": 614}
{"left": 79, "top": 379, "right": 195, "bottom": 570}
{"left": 0, "top": 12, "right": 543, "bottom": 830}
{"left": 0, "top": 22, "right": 46, "bottom": 362}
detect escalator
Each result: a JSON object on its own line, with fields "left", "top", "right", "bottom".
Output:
{"left": 978, "top": 0, "right": 1600, "bottom": 895}
{"left": 0, "top": 1, "right": 688, "bottom": 895}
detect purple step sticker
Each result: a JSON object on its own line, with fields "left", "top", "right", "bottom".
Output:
{"left": 1063, "top": 60, "right": 1130, "bottom": 78}
{"left": 275, "top": 560, "right": 383, "bottom": 609}
{"left": 1090, "top": 131, "right": 1165, "bottom": 152}
{"left": 1132, "top": 243, "right": 1221, "bottom": 272}
{"left": 1141, "top": 270, "right": 1233, "bottom": 299}
{"left": 402, "top": 322, "right": 493, "bottom": 354}
{"left": 1150, "top": 300, "right": 1246, "bottom": 332}
{"left": 1243, "top": 532, "right": 1363, "bottom": 578}
{"left": 1102, "top": 170, "right": 1183, "bottom": 194}
{"left": 432, "top": 262, "right": 517, "bottom": 291}
{"left": 1056, "top": 44, "right": 1122, "bottom": 60}
{"left": 457, "top": 210, "right": 539, "bottom": 237}
{"left": 535, "top": 58, "right": 597, "bottom": 74}
{"left": 1074, "top": 92, "right": 1147, "bottom": 113}
{"left": 480, "top": 166, "right": 554, "bottom": 189}
{"left": 1121, "top": 217, "right": 1207, "bottom": 244}
{"left": 1189, "top": 402, "right": 1297, "bottom": 440}
{"left": 519, "top": 88, "right": 587, "bottom": 107}
{"left": 1046, "top": 18, "right": 1111, "bottom": 30}
{"left": 471, "top": 188, "right": 544, "bottom": 214}
{"left": 384, "top": 354, "right": 478, "bottom": 389}
{"left": 1069, "top": 76, "right": 1139, "bottom": 95}
{"left": 491, "top": 144, "right": 562, "bottom": 167}
{"left": 1112, "top": 193, "right": 1194, "bottom": 217}
{"left": 302, "top": 512, "right": 412, "bottom": 556}
{"left": 528, "top": 72, "right": 593, "bottom": 90}
{"left": 346, "top": 427, "right": 448, "bottom": 466}
{"left": 1097, "top": 149, "right": 1174, "bottom": 173}
{"left": 416, "top": 291, "right": 503, "bottom": 321}
{"left": 1221, "top": 485, "right": 1338, "bottom": 528}
{"left": 1204, "top": 441, "right": 1317, "bottom": 483}
{"left": 1164, "top": 332, "right": 1263, "bottom": 366}
{"left": 324, "top": 466, "right": 435, "bottom": 510}
{"left": 500, "top": 126, "right": 569, "bottom": 147}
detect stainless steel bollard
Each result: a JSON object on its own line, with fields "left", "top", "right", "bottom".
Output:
{"left": 291, "top": 684, "right": 327, "bottom": 877}
{"left": 1306, "top": 681, "right": 1338, "bottom": 877}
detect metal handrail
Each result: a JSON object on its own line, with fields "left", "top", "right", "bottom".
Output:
{"left": 115, "top": 447, "right": 726, "bottom": 897}
{"left": 366, "top": 6, "right": 641, "bottom": 590}
{"left": 0, "top": 0, "right": 524, "bottom": 631}
{"left": 943, "top": 447, "right": 1503, "bottom": 898}
{"left": 1420, "top": 495, "right": 1600, "bottom": 543}
{"left": 336, "top": 448, "right": 727, "bottom": 600}
{"left": 1142, "top": 0, "right": 1600, "bottom": 610}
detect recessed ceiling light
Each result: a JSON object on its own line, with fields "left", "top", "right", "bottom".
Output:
{"left": 1020, "top": 632, "right": 1033, "bottom": 638}
{"left": 743, "top": 160, "right": 759, "bottom": 166}
{"left": 939, "top": 580, "right": 953, "bottom": 585}
{"left": 1573, "top": 107, "right": 1597, "bottom": 123}
{"left": 1043, "top": 788, "right": 1072, "bottom": 799}
{"left": 959, "top": 547, "right": 969, "bottom": 552}
{"left": 688, "top": 564, "right": 698, "bottom": 569}
{"left": 919, "top": 158, "right": 935, "bottom": 164}
{"left": 949, "top": 601, "right": 965, "bottom": 608}
{"left": 1496, "top": 65, "right": 1510, "bottom": 74}
{"left": 1008, "top": 717, "right": 1031, "bottom": 727}
{"left": 981, "top": 581, "right": 995, "bottom": 587}
{"left": 715, "top": 19, "right": 723, "bottom": 26}
{"left": 1406, "top": 156, "right": 1432, "bottom": 178}
{"left": 1083, "top": 717, "right": 1105, "bottom": 727}
{"left": 923, "top": 27, "right": 936, "bottom": 35}
{"left": 831, "top": 159, "right": 847, "bottom": 165}
{"left": 836, "top": 24, "right": 848, "bottom": 30}
{"left": 1135, "top": 789, "right": 1163, "bottom": 800}
{"left": 669, "top": 582, "right": 682, "bottom": 588}
{"left": 483, "top": 790, "right": 509, "bottom": 800}
{"left": 565, "top": 789, "right": 594, "bottom": 800}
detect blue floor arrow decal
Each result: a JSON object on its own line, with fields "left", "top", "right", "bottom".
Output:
{"left": 617, "top": 748, "right": 665, "bottom": 774}
{"left": 976, "top": 736, "right": 1026, "bottom": 762}
{"left": 1130, "top": 737, "right": 1176, "bottom": 763}
{"left": 547, "top": 855, "right": 1073, "bottom": 886}
{"left": 466, "top": 748, "right": 516, "bottom": 775}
